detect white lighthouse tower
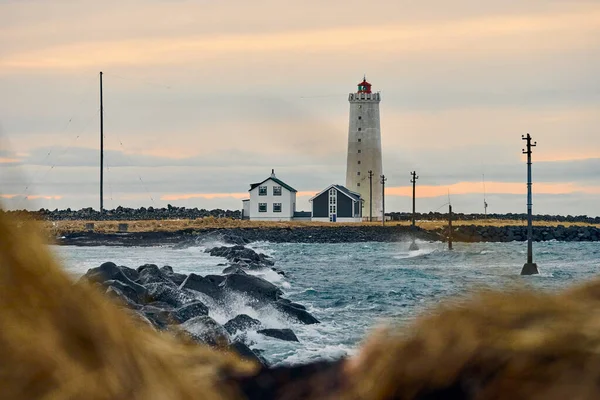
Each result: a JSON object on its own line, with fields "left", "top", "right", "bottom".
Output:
{"left": 345, "top": 77, "right": 383, "bottom": 221}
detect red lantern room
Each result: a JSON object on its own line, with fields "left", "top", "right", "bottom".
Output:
{"left": 357, "top": 76, "right": 372, "bottom": 94}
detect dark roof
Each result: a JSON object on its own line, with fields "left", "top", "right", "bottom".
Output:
{"left": 293, "top": 211, "right": 311, "bottom": 217}
{"left": 333, "top": 184, "right": 361, "bottom": 201}
{"left": 249, "top": 177, "right": 297, "bottom": 193}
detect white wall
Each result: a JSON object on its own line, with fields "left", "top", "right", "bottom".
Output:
{"left": 249, "top": 178, "right": 296, "bottom": 221}
{"left": 346, "top": 92, "right": 383, "bottom": 221}
{"left": 242, "top": 200, "right": 250, "bottom": 219}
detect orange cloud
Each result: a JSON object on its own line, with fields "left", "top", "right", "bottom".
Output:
{"left": 2, "top": 7, "right": 599, "bottom": 70}
{"left": 0, "top": 194, "right": 63, "bottom": 200}
{"left": 387, "top": 182, "right": 600, "bottom": 198}
{"left": 0, "top": 157, "right": 21, "bottom": 163}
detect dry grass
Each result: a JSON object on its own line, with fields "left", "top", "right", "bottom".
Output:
{"left": 38, "top": 217, "right": 600, "bottom": 236}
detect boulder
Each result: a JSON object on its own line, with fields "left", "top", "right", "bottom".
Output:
{"left": 180, "top": 315, "right": 230, "bottom": 346}
{"left": 145, "top": 301, "right": 174, "bottom": 309}
{"left": 141, "top": 305, "right": 180, "bottom": 329}
{"left": 277, "top": 299, "right": 306, "bottom": 311}
{"left": 137, "top": 264, "right": 175, "bottom": 286}
{"left": 222, "top": 265, "right": 248, "bottom": 275}
{"left": 146, "top": 282, "right": 195, "bottom": 308}
{"left": 228, "top": 341, "right": 265, "bottom": 366}
{"left": 174, "top": 301, "right": 209, "bottom": 323}
{"left": 83, "top": 262, "right": 134, "bottom": 286}
{"left": 103, "top": 279, "right": 146, "bottom": 304}
{"left": 118, "top": 265, "right": 140, "bottom": 282}
{"left": 105, "top": 286, "right": 141, "bottom": 310}
{"left": 220, "top": 273, "right": 283, "bottom": 302}
{"left": 160, "top": 266, "right": 188, "bottom": 286}
{"left": 257, "top": 328, "right": 299, "bottom": 342}
{"left": 224, "top": 314, "right": 261, "bottom": 335}
{"left": 274, "top": 302, "right": 319, "bottom": 325}
{"left": 179, "top": 273, "right": 223, "bottom": 300}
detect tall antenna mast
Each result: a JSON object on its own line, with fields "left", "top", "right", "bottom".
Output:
{"left": 100, "top": 71, "right": 104, "bottom": 213}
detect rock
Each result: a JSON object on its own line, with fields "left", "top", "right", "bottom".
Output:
{"left": 220, "top": 273, "right": 283, "bottom": 302}
{"left": 274, "top": 302, "right": 319, "bottom": 325}
{"left": 276, "top": 299, "right": 306, "bottom": 311}
{"left": 105, "top": 286, "right": 141, "bottom": 310}
{"left": 160, "top": 266, "right": 187, "bottom": 286}
{"left": 257, "top": 328, "right": 299, "bottom": 342}
{"left": 137, "top": 264, "right": 175, "bottom": 286}
{"left": 228, "top": 341, "right": 265, "bottom": 366}
{"left": 141, "top": 305, "right": 180, "bottom": 329}
{"left": 146, "top": 282, "right": 195, "bottom": 308}
{"left": 83, "top": 262, "right": 134, "bottom": 286}
{"left": 179, "top": 273, "right": 223, "bottom": 300}
{"left": 145, "top": 301, "right": 174, "bottom": 309}
{"left": 224, "top": 314, "right": 261, "bottom": 335}
{"left": 222, "top": 265, "right": 248, "bottom": 275}
{"left": 180, "top": 315, "right": 230, "bottom": 346}
{"left": 104, "top": 279, "right": 146, "bottom": 304}
{"left": 126, "top": 310, "right": 156, "bottom": 330}
{"left": 118, "top": 265, "right": 140, "bottom": 282}
{"left": 174, "top": 301, "right": 209, "bottom": 323}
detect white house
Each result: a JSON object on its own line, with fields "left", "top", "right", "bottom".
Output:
{"left": 309, "top": 184, "right": 363, "bottom": 223}
{"left": 242, "top": 170, "right": 297, "bottom": 221}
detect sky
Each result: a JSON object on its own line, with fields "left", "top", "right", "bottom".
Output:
{"left": 1, "top": 0, "right": 599, "bottom": 216}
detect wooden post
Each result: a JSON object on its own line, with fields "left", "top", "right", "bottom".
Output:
{"left": 448, "top": 204, "right": 453, "bottom": 251}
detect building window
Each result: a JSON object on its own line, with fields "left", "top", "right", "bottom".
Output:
{"left": 359, "top": 105, "right": 362, "bottom": 109}
{"left": 258, "top": 186, "right": 267, "bottom": 196}
{"left": 273, "top": 186, "right": 282, "bottom": 196}
{"left": 358, "top": 138, "right": 361, "bottom": 142}
{"left": 357, "top": 171, "right": 361, "bottom": 176}
{"left": 358, "top": 128, "right": 361, "bottom": 131}
{"left": 358, "top": 116, "right": 362, "bottom": 120}
{"left": 258, "top": 203, "right": 267, "bottom": 212}
{"left": 357, "top": 183, "right": 361, "bottom": 187}
{"left": 358, "top": 149, "right": 361, "bottom": 153}
{"left": 273, "top": 203, "right": 282, "bottom": 212}
{"left": 358, "top": 160, "right": 361, "bottom": 164}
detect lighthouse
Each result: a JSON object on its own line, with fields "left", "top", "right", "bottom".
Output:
{"left": 345, "top": 77, "right": 383, "bottom": 221}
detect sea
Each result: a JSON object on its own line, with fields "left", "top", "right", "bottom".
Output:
{"left": 51, "top": 240, "right": 600, "bottom": 366}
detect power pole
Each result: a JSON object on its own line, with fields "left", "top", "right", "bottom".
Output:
{"left": 380, "top": 174, "right": 387, "bottom": 226}
{"left": 520, "top": 133, "right": 539, "bottom": 275}
{"left": 99, "top": 71, "right": 104, "bottom": 213}
{"left": 368, "top": 170, "right": 373, "bottom": 222}
{"left": 410, "top": 171, "right": 419, "bottom": 227}
{"left": 448, "top": 204, "right": 453, "bottom": 251}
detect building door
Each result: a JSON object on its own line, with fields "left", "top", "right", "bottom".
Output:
{"left": 328, "top": 188, "right": 337, "bottom": 222}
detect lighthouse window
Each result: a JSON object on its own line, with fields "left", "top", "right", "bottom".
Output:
{"left": 358, "top": 161, "right": 361, "bottom": 164}
{"left": 358, "top": 116, "right": 362, "bottom": 120}
{"left": 357, "top": 183, "right": 361, "bottom": 187}
{"left": 359, "top": 105, "right": 362, "bottom": 109}
{"left": 358, "top": 139, "right": 361, "bottom": 142}
{"left": 358, "top": 128, "right": 361, "bottom": 131}
{"left": 358, "top": 150, "right": 361, "bottom": 153}
{"left": 357, "top": 172, "right": 361, "bottom": 176}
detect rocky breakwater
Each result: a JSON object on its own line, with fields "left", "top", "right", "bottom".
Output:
{"left": 80, "top": 245, "right": 318, "bottom": 366}
{"left": 437, "top": 224, "right": 600, "bottom": 242}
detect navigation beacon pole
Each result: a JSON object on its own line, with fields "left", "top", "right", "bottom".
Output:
{"left": 368, "top": 170, "right": 374, "bottom": 222}
{"left": 520, "top": 133, "right": 539, "bottom": 275}
{"left": 100, "top": 71, "right": 104, "bottom": 213}
{"left": 409, "top": 171, "right": 420, "bottom": 251}
{"left": 380, "top": 175, "right": 387, "bottom": 226}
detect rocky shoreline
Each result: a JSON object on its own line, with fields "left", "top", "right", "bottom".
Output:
{"left": 54, "top": 224, "right": 600, "bottom": 246}
{"left": 80, "top": 241, "right": 316, "bottom": 366}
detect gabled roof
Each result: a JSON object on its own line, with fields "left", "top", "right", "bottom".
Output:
{"left": 309, "top": 184, "right": 362, "bottom": 202}
{"left": 249, "top": 177, "right": 297, "bottom": 193}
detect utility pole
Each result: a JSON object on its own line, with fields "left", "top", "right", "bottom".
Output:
{"left": 368, "top": 170, "right": 373, "bottom": 222}
{"left": 380, "top": 175, "right": 387, "bottom": 226}
{"left": 483, "top": 174, "right": 488, "bottom": 218}
{"left": 448, "top": 204, "right": 453, "bottom": 251}
{"left": 410, "top": 171, "right": 419, "bottom": 227}
{"left": 99, "top": 71, "right": 104, "bottom": 213}
{"left": 520, "top": 133, "right": 539, "bottom": 275}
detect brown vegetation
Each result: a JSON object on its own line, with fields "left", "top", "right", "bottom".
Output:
{"left": 39, "top": 217, "right": 600, "bottom": 236}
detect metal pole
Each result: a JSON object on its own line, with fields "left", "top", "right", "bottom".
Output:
{"left": 368, "top": 170, "right": 373, "bottom": 222}
{"left": 100, "top": 71, "right": 104, "bottom": 213}
{"left": 520, "top": 133, "right": 539, "bottom": 275}
{"left": 448, "top": 204, "right": 453, "bottom": 251}
{"left": 410, "top": 171, "right": 419, "bottom": 227}
{"left": 380, "top": 175, "right": 386, "bottom": 226}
